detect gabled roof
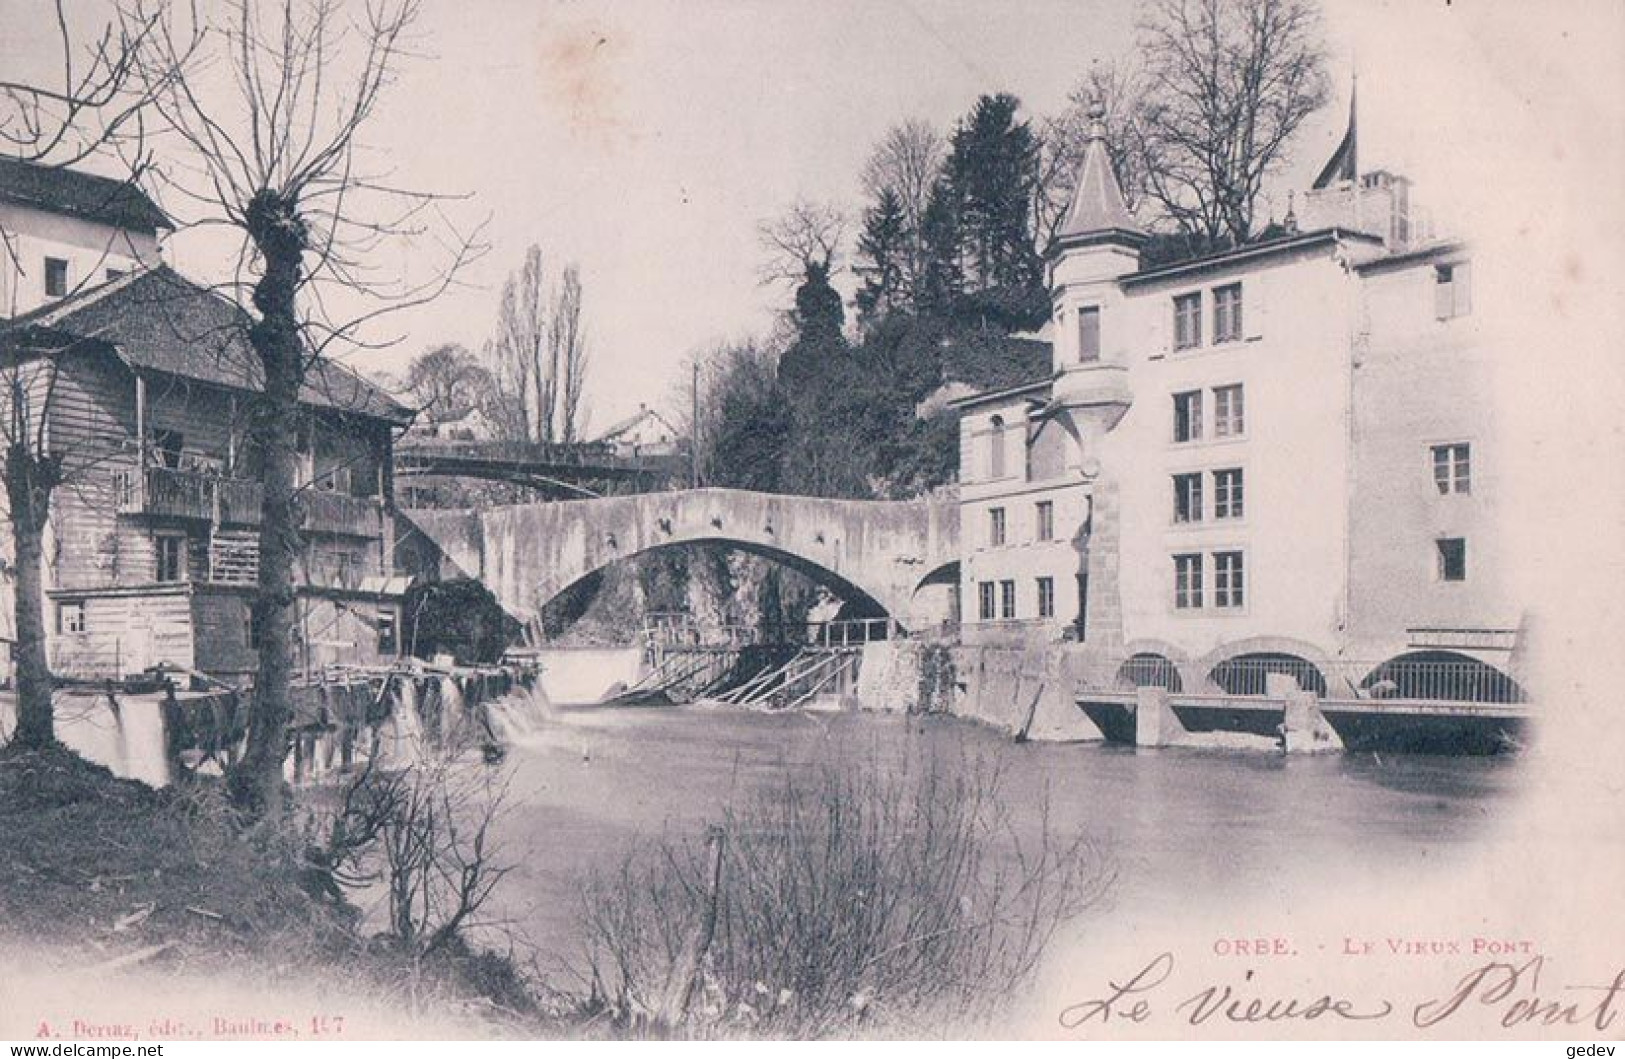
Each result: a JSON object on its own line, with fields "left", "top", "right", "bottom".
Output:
{"left": 5, "top": 265, "right": 412, "bottom": 424}
{"left": 1055, "top": 103, "right": 1144, "bottom": 250}
{"left": 594, "top": 404, "right": 680, "bottom": 444}
{"left": 0, "top": 155, "right": 170, "bottom": 234}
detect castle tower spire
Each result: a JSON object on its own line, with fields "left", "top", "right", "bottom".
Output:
{"left": 1055, "top": 100, "right": 1144, "bottom": 250}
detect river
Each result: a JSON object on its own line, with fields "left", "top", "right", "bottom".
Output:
{"left": 481, "top": 701, "right": 1523, "bottom": 987}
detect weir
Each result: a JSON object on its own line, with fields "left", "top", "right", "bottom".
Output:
{"left": 1, "top": 662, "right": 551, "bottom": 788}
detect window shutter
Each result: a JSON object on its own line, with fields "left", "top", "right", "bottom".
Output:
{"left": 1434, "top": 270, "right": 1452, "bottom": 320}
{"left": 1243, "top": 280, "right": 1266, "bottom": 340}
{"left": 1455, "top": 262, "right": 1472, "bottom": 316}
{"left": 1150, "top": 298, "right": 1171, "bottom": 357}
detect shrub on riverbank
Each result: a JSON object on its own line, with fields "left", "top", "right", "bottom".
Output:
{"left": 0, "top": 741, "right": 555, "bottom": 1033}
{"left": 575, "top": 748, "right": 1113, "bottom": 1037}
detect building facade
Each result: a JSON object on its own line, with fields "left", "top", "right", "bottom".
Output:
{"left": 954, "top": 104, "right": 1519, "bottom": 696}
{"left": 0, "top": 159, "right": 414, "bottom": 683}
{"left": 0, "top": 156, "right": 168, "bottom": 319}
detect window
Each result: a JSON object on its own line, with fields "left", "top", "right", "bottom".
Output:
{"left": 1432, "top": 442, "right": 1471, "bottom": 495}
{"left": 155, "top": 534, "right": 186, "bottom": 583}
{"left": 1214, "top": 551, "right": 1245, "bottom": 608}
{"left": 1436, "top": 538, "right": 1467, "bottom": 582}
{"left": 1174, "top": 292, "right": 1203, "bottom": 349}
{"left": 987, "top": 415, "right": 1007, "bottom": 479}
{"left": 1213, "top": 283, "right": 1243, "bottom": 343}
{"left": 1434, "top": 262, "right": 1471, "bottom": 319}
{"left": 318, "top": 466, "right": 353, "bottom": 494}
{"left": 1077, "top": 306, "right": 1101, "bottom": 362}
{"left": 1174, "top": 553, "right": 1203, "bottom": 610}
{"left": 44, "top": 257, "right": 69, "bottom": 298}
{"left": 105, "top": 268, "right": 126, "bottom": 282}
{"left": 978, "top": 581, "right": 996, "bottom": 621}
{"left": 988, "top": 507, "right": 1007, "bottom": 547}
{"left": 1035, "top": 500, "right": 1054, "bottom": 542}
{"left": 57, "top": 601, "right": 86, "bottom": 634}
{"left": 1173, "top": 390, "right": 1202, "bottom": 443}
{"left": 1173, "top": 472, "right": 1203, "bottom": 524}
{"left": 378, "top": 607, "right": 399, "bottom": 654}
{"left": 1213, "top": 384, "right": 1245, "bottom": 437}
{"left": 1213, "top": 468, "right": 1245, "bottom": 519}
{"left": 149, "top": 428, "right": 184, "bottom": 469}
{"left": 999, "top": 580, "right": 1016, "bottom": 620}
{"left": 1036, "top": 577, "right": 1055, "bottom": 619}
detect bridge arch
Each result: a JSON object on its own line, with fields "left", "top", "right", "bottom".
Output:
{"left": 401, "top": 487, "right": 959, "bottom": 632}
{"left": 541, "top": 537, "right": 893, "bottom": 625}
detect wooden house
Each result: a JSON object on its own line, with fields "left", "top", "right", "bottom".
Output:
{"left": 0, "top": 265, "right": 415, "bottom": 684}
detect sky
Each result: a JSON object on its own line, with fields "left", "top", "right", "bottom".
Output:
{"left": 3, "top": 0, "right": 1621, "bottom": 436}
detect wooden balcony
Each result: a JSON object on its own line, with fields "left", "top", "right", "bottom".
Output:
{"left": 303, "top": 489, "right": 386, "bottom": 538}
{"left": 117, "top": 466, "right": 217, "bottom": 521}
{"left": 117, "top": 466, "right": 386, "bottom": 538}
{"left": 216, "top": 476, "right": 263, "bottom": 526}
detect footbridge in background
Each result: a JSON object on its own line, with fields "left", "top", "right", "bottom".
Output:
{"left": 399, "top": 488, "right": 961, "bottom": 630}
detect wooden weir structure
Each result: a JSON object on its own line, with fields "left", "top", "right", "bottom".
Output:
{"left": 617, "top": 614, "right": 894, "bottom": 709}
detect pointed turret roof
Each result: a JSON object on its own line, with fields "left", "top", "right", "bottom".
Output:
{"left": 1056, "top": 101, "right": 1144, "bottom": 250}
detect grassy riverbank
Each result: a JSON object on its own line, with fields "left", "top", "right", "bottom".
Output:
{"left": 0, "top": 743, "right": 563, "bottom": 1038}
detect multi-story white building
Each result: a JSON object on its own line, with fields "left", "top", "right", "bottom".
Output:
{"left": 0, "top": 156, "right": 168, "bottom": 318}
{"left": 954, "top": 103, "right": 1520, "bottom": 698}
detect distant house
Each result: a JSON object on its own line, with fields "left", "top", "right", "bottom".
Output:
{"left": 594, "top": 403, "right": 682, "bottom": 458}
{"left": 409, "top": 404, "right": 501, "bottom": 442}
{"left": 0, "top": 159, "right": 416, "bottom": 683}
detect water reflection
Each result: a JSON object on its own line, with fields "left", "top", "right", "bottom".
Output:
{"left": 486, "top": 706, "right": 1521, "bottom": 970}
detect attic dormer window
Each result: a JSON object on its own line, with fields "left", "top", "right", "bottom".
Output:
{"left": 44, "top": 257, "right": 69, "bottom": 298}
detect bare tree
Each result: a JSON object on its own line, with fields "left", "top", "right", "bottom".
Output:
{"left": 401, "top": 342, "right": 491, "bottom": 424}
{"left": 861, "top": 119, "right": 945, "bottom": 234}
{"left": 129, "top": 0, "right": 481, "bottom": 814}
{"left": 486, "top": 245, "right": 591, "bottom": 445}
{"left": 859, "top": 119, "right": 944, "bottom": 309}
{"left": 0, "top": 2, "right": 187, "bottom": 751}
{"left": 1132, "top": 0, "right": 1330, "bottom": 244}
{"left": 550, "top": 264, "right": 589, "bottom": 444}
{"left": 489, "top": 244, "right": 547, "bottom": 444}
{"left": 1037, "top": 62, "right": 1147, "bottom": 248}
{"left": 757, "top": 198, "right": 845, "bottom": 287}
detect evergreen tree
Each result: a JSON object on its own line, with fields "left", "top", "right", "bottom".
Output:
{"left": 777, "top": 259, "right": 847, "bottom": 391}
{"left": 940, "top": 93, "right": 1047, "bottom": 330}
{"left": 915, "top": 177, "right": 964, "bottom": 320}
{"left": 855, "top": 187, "right": 909, "bottom": 327}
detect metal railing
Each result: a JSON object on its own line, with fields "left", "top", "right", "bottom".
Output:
{"left": 641, "top": 614, "right": 897, "bottom": 649}
{"left": 1081, "top": 654, "right": 1526, "bottom": 705}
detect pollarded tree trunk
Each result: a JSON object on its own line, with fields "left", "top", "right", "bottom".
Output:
{"left": 227, "top": 190, "right": 310, "bottom": 815}
{"left": 5, "top": 445, "right": 63, "bottom": 749}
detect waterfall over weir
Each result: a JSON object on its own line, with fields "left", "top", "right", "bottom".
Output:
{"left": 0, "top": 690, "right": 171, "bottom": 787}
{"left": 0, "top": 662, "right": 546, "bottom": 788}
{"left": 484, "top": 685, "right": 555, "bottom": 743}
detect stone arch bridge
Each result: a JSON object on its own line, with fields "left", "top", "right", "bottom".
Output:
{"left": 399, "top": 488, "right": 960, "bottom": 630}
